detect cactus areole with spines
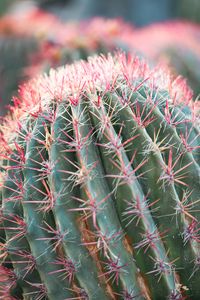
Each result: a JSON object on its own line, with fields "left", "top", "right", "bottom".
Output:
{"left": 0, "top": 53, "right": 200, "bottom": 299}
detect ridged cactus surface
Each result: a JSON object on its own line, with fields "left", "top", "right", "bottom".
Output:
{"left": 0, "top": 53, "right": 200, "bottom": 299}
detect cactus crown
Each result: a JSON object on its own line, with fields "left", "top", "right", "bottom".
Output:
{"left": 0, "top": 53, "right": 200, "bottom": 299}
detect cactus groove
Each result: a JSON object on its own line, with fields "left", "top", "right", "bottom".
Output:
{"left": 0, "top": 53, "right": 200, "bottom": 299}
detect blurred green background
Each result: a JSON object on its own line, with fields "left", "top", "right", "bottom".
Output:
{"left": 1, "top": 0, "right": 200, "bottom": 25}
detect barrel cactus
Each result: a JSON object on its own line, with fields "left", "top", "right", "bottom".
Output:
{"left": 0, "top": 52, "right": 200, "bottom": 299}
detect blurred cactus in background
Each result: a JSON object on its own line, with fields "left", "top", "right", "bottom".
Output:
{"left": 0, "top": 12, "right": 135, "bottom": 115}
{"left": 0, "top": 0, "right": 13, "bottom": 16}
{"left": 0, "top": 6, "right": 63, "bottom": 115}
{"left": 0, "top": 35, "right": 37, "bottom": 115}
{"left": 178, "top": 0, "right": 200, "bottom": 23}
{"left": 27, "top": 17, "right": 134, "bottom": 77}
{"left": 131, "top": 21, "right": 200, "bottom": 98}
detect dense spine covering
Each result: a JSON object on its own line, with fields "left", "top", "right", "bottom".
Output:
{"left": 0, "top": 53, "right": 200, "bottom": 299}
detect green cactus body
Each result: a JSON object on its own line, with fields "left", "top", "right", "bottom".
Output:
{"left": 0, "top": 53, "right": 200, "bottom": 299}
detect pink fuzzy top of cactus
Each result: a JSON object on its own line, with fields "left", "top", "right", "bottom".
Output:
{"left": 1, "top": 52, "right": 198, "bottom": 155}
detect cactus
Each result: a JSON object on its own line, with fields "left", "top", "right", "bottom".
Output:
{"left": 0, "top": 7, "right": 63, "bottom": 115}
{"left": 0, "top": 0, "right": 13, "bottom": 16}
{"left": 131, "top": 21, "right": 200, "bottom": 98}
{"left": 178, "top": 0, "right": 200, "bottom": 23}
{"left": 0, "top": 35, "right": 37, "bottom": 116}
{"left": 27, "top": 17, "right": 133, "bottom": 77}
{"left": 0, "top": 52, "right": 200, "bottom": 299}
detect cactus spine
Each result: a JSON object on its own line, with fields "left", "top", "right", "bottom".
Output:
{"left": 0, "top": 53, "right": 200, "bottom": 299}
